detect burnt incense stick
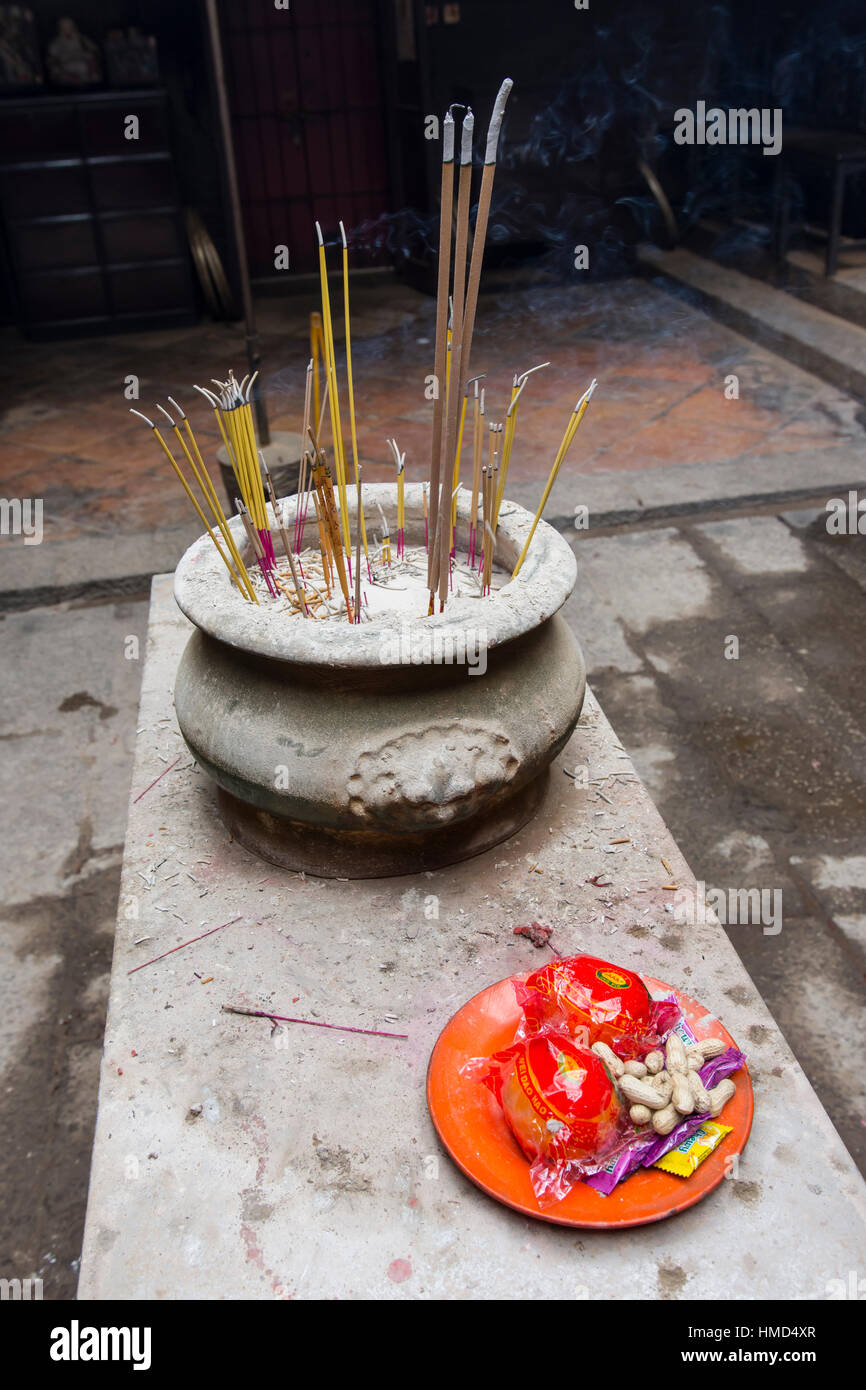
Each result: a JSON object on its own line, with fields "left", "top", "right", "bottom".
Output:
{"left": 310, "top": 312, "right": 323, "bottom": 426}
{"left": 222, "top": 1004, "right": 408, "bottom": 1041}
{"left": 312, "top": 450, "right": 353, "bottom": 621}
{"left": 375, "top": 501, "right": 391, "bottom": 566}
{"left": 235, "top": 499, "right": 264, "bottom": 562}
{"left": 129, "top": 916, "right": 242, "bottom": 974}
{"left": 436, "top": 79, "right": 512, "bottom": 609}
{"left": 427, "top": 109, "right": 455, "bottom": 588}
{"left": 263, "top": 460, "right": 308, "bottom": 616}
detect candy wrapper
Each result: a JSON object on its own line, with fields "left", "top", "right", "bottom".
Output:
{"left": 469, "top": 1031, "right": 638, "bottom": 1205}
{"left": 584, "top": 1045, "right": 746, "bottom": 1195}
{"left": 515, "top": 954, "right": 680, "bottom": 1059}
{"left": 654, "top": 1121, "right": 732, "bottom": 1177}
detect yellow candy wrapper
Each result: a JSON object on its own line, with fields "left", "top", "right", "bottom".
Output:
{"left": 653, "top": 1122, "right": 732, "bottom": 1177}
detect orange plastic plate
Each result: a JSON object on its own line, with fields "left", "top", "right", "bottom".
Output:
{"left": 427, "top": 972, "right": 753, "bottom": 1228}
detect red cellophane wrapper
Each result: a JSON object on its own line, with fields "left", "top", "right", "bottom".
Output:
{"left": 477, "top": 1031, "right": 633, "bottom": 1204}
{"left": 514, "top": 954, "right": 680, "bottom": 1060}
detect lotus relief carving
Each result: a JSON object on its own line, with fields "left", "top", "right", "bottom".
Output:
{"left": 347, "top": 723, "right": 519, "bottom": 829}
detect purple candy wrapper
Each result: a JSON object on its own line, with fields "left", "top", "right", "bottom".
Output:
{"left": 584, "top": 1046, "right": 746, "bottom": 1195}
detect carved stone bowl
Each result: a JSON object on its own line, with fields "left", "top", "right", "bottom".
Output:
{"left": 173, "top": 484, "right": 585, "bottom": 878}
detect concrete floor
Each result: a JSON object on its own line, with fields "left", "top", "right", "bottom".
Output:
{"left": 1, "top": 274, "right": 865, "bottom": 1295}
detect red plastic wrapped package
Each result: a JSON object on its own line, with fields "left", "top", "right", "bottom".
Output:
{"left": 478, "top": 1031, "right": 630, "bottom": 1203}
{"left": 515, "top": 954, "right": 680, "bottom": 1060}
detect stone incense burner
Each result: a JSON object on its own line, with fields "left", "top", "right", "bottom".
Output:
{"left": 173, "top": 483, "right": 584, "bottom": 878}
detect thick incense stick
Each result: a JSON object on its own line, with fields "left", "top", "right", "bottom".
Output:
{"left": 511, "top": 379, "right": 597, "bottom": 579}
{"left": 446, "top": 115, "right": 474, "bottom": 567}
{"left": 427, "top": 109, "right": 455, "bottom": 587}
{"left": 445, "top": 297, "right": 453, "bottom": 418}
{"left": 432, "top": 108, "right": 474, "bottom": 594}
{"left": 451, "top": 113, "right": 474, "bottom": 372}
{"left": 436, "top": 80, "right": 512, "bottom": 608}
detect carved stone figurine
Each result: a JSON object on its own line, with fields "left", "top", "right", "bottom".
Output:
{"left": 46, "top": 17, "right": 101, "bottom": 86}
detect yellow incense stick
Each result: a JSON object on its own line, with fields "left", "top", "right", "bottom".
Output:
{"left": 340, "top": 222, "right": 369, "bottom": 559}
{"left": 135, "top": 413, "right": 250, "bottom": 597}
{"left": 398, "top": 466, "right": 404, "bottom": 548}
{"left": 221, "top": 401, "right": 253, "bottom": 517}
{"left": 315, "top": 224, "right": 352, "bottom": 557}
{"left": 511, "top": 379, "right": 597, "bottom": 579}
{"left": 239, "top": 396, "right": 268, "bottom": 530}
{"left": 160, "top": 404, "right": 257, "bottom": 602}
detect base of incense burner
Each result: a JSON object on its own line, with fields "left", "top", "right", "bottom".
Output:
{"left": 216, "top": 770, "right": 550, "bottom": 879}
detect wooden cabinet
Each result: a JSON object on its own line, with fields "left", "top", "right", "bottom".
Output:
{"left": 0, "top": 89, "right": 196, "bottom": 337}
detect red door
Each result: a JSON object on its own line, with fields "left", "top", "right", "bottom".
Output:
{"left": 224, "top": 0, "right": 390, "bottom": 275}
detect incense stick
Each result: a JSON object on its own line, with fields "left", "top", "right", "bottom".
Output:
{"left": 427, "top": 109, "right": 455, "bottom": 588}
{"left": 160, "top": 399, "right": 258, "bottom": 603}
{"left": 310, "top": 312, "right": 323, "bottom": 433}
{"left": 432, "top": 107, "right": 474, "bottom": 596}
{"left": 131, "top": 408, "right": 251, "bottom": 598}
{"left": 295, "top": 358, "right": 314, "bottom": 552}
{"left": 354, "top": 464, "right": 363, "bottom": 622}
{"left": 263, "top": 460, "right": 308, "bottom": 616}
{"left": 469, "top": 380, "right": 485, "bottom": 564}
{"left": 315, "top": 224, "right": 352, "bottom": 562}
{"left": 436, "top": 80, "right": 512, "bottom": 608}
{"left": 340, "top": 221, "right": 369, "bottom": 567}
{"left": 511, "top": 378, "right": 597, "bottom": 579}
